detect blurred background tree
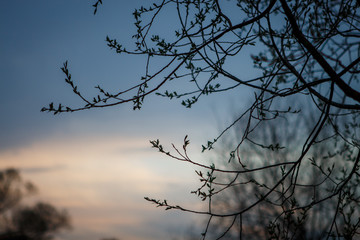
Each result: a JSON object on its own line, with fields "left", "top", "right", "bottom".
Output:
{"left": 205, "top": 105, "right": 359, "bottom": 239}
{"left": 0, "top": 169, "right": 71, "bottom": 240}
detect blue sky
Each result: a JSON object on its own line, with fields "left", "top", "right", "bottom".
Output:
{"left": 0, "top": 1, "right": 253, "bottom": 239}
{"left": 0, "top": 0, "right": 245, "bottom": 151}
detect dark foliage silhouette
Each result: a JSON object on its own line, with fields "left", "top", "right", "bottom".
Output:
{"left": 204, "top": 108, "right": 358, "bottom": 239}
{"left": 0, "top": 169, "right": 71, "bottom": 240}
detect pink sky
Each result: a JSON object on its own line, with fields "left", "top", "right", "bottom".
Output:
{"left": 0, "top": 133, "right": 207, "bottom": 239}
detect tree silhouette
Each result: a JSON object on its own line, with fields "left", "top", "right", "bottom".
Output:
{"left": 204, "top": 107, "right": 358, "bottom": 239}
{"left": 0, "top": 169, "right": 36, "bottom": 215}
{"left": 43, "top": 0, "right": 360, "bottom": 239}
{"left": 0, "top": 169, "right": 71, "bottom": 240}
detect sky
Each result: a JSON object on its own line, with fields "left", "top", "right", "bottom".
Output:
{"left": 0, "top": 1, "right": 253, "bottom": 240}
{"left": 2, "top": 2, "right": 359, "bottom": 239}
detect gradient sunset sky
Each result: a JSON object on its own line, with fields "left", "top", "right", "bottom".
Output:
{"left": 0, "top": 1, "right": 252, "bottom": 239}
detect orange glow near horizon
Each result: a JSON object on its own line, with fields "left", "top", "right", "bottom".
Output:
{"left": 0, "top": 134, "right": 203, "bottom": 240}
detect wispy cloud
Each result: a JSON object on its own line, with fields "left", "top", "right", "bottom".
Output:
{"left": 0, "top": 134, "right": 201, "bottom": 240}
